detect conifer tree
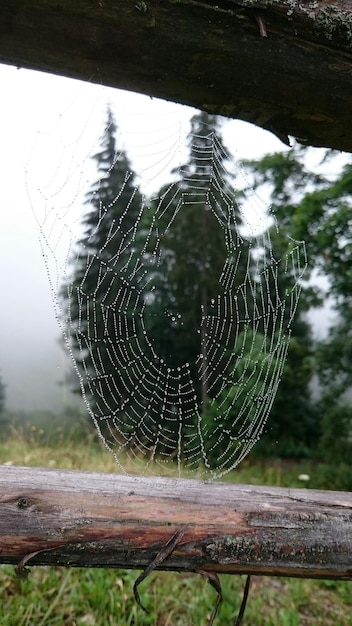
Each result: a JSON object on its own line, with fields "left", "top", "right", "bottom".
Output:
{"left": 143, "top": 112, "right": 302, "bottom": 466}
{"left": 62, "top": 107, "right": 143, "bottom": 418}
{"left": 144, "top": 111, "right": 250, "bottom": 412}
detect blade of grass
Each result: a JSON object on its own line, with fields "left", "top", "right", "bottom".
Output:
{"left": 37, "top": 570, "right": 72, "bottom": 626}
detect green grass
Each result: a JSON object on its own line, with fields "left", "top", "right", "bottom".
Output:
{"left": 0, "top": 429, "right": 351, "bottom": 625}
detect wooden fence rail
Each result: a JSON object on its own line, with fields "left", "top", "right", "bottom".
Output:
{"left": 1, "top": 465, "right": 351, "bottom": 580}
{"left": 1, "top": 1, "right": 352, "bottom": 152}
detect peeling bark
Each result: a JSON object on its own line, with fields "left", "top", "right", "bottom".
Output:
{"left": 1, "top": 466, "right": 352, "bottom": 579}
{"left": 0, "top": 1, "right": 352, "bottom": 151}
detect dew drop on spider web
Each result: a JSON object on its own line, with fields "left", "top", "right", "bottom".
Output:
{"left": 27, "top": 94, "right": 307, "bottom": 479}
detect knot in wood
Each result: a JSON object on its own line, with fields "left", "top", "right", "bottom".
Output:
{"left": 17, "top": 497, "right": 30, "bottom": 510}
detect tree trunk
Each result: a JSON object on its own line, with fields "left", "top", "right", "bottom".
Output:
{"left": 1, "top": 465, "right": 352, "bottom": 580}
{"left": 1, "top": 1, "right": 352, "bottom": 152}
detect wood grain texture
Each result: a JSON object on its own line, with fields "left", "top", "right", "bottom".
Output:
{"left": 0, "top": 1, "right": 352, "bottom": 151}
{"left": 1, "top": 465, "right": 352, "bottom": 579}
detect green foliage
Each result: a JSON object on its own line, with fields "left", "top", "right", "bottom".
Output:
{"left": 316, "top": 305, "right": 352, "bottom": 410}
{"left": 61, "top": 105, "right": 352, "bottom": 468}
{"left": 240, "top": 144, "right": 352, "bottom": 466}
{"left": 61, "top": 107, "right": 144, "bottom": 424}
{"left": 0, "top": 407, "right": 95, "bottom": 448}
{"left": 201, "top": 329, "right": 281, "bottom": 466}
{"left": 143, "top": 111, "right": 250, "bottom": 408}
{"left": 258, "top": 334, "right": 319, "bottom": 459}
{"left": 1, "top": 564, "right": 351, "bottom": 626}
{"left": 0, "top": 435, "right": 351, "bottom": 625}
{"left": 141, "top": 111, "right": 306, "bottom": 469}
{"left": 317, "top": 394, "right": 352, "bottom": 466}
{"left": 290, "top": 157, "right": 352, "bottom": 299}
{"left": 313, "top": 462, "right": 352, "bottom": 492}
{"left": 288, "top": 151, "right": 352, "bottom": 456}
{"left": 0, "top": 375, "right": 8, "bottom": 435}
{"left": 62, "top": 109, "right": 329, "bottom": 465}
{"left": 0, "top": 372, "right": 6, "bottom": 414}
{"left": 241, "top": 147, "right": 324, "bottom": 240}
{"left": 240, "top": 147, "right": 320, "bottom": 456}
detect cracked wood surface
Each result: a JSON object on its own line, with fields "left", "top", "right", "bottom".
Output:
{"left": 1, "top": 466, "right": 352, "bottom": 578}
{"left": 0, "top": 1, "right": 352, "bottom": 151}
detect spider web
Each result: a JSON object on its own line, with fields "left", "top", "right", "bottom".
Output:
{"left": 27, "top": 89, "right": 307, "bottom": 478}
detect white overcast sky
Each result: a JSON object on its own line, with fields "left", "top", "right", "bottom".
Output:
{"left": 0, "top": 62, "right": 332, "bottom": 413}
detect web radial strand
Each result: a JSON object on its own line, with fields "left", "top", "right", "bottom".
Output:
{"left": 27, "top": 101, "right": 307, "bottom": 479}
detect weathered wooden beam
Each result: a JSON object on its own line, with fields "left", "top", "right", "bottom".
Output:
{"left": 1, "top": 465, "right": 352, "bottom": 579}
{"left": 0, "top": 1, "right": 352, "bottom": 152}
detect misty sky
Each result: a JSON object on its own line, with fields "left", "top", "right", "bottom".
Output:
{"left": 0, "top": 63, "right": 332, "bottom": 414}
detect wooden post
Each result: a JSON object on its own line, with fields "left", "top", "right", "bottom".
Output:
{"left": 0, "top": 1, "right": 352, "bottom": 151}
{"left": 1, "top": 465, "right": 351, "bottom": 579}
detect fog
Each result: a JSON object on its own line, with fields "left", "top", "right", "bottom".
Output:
{"left": 0, "top": 63, "right": 330, "bottom": 414}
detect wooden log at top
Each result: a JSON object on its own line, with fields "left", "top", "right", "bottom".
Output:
{"left": 0, "top": 465, "right": 352, "bottom": 580}
{"left": 0, "top": 1, "right": 352, "bottom": 152}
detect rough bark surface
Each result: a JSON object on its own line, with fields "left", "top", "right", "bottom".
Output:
{"left": 1, "top": 466, "right": 352, "bottom": 579}
{"left": 0, "top": 1, "right": 352, "bottom": 151}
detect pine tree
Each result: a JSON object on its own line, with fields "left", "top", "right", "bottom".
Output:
{"left": 144, "top": 111, "right": 250, "bottom": 411}
{"left": 61, "top": 108, "right": 318, "bottom": 469}
{"left": 139, "top": 111, "right": 289, "bottom": 469}
{"left": 62, "top": 107, "right": 143, "bottom": 420}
